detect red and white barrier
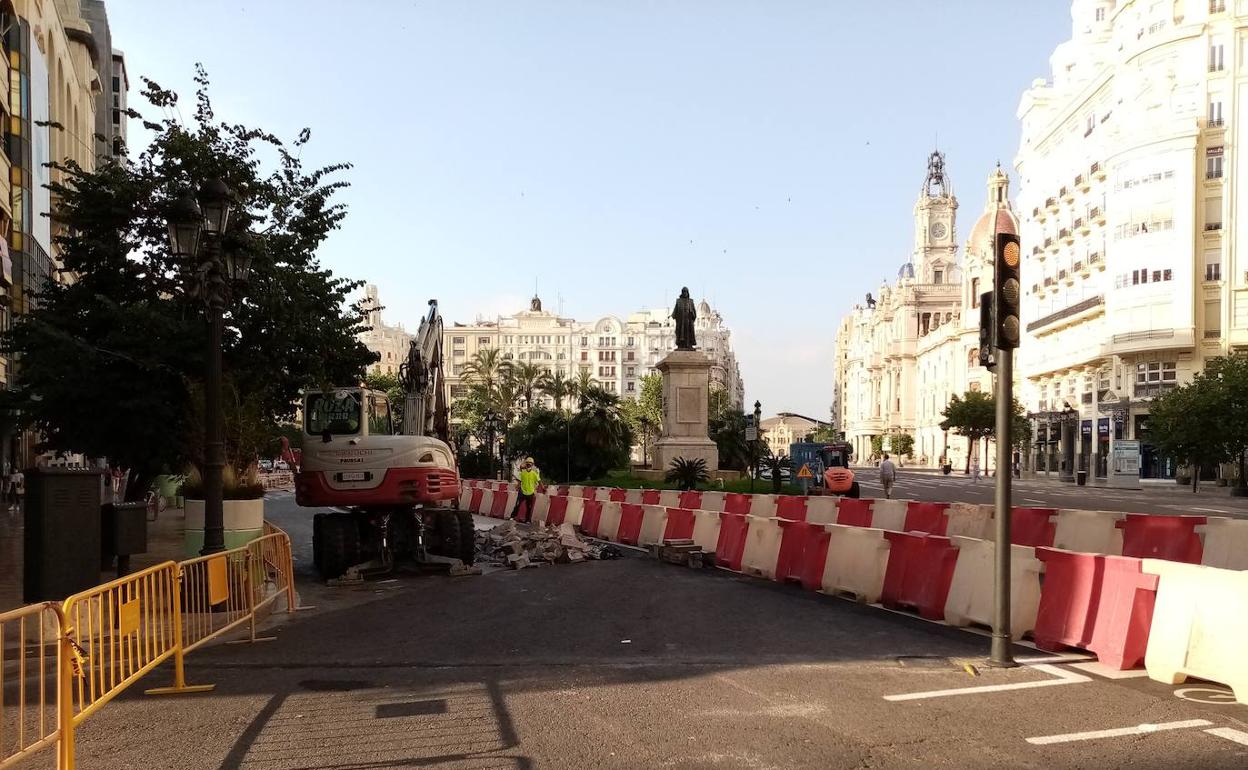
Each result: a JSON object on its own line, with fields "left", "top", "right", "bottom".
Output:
{"left": 475, "top": 490, "right": 493, "bottom": 515}
{"left": 880, "top": 531, "right": 960, "bottom": 620}
{"left": 659, "top": 489, "right": 683, "bottom": 508}
{"left": 532, "top": 493, "right": 552, "bottom": 524}
{"left": 563, "top": 496, "right": 585, "bottom": 527}
{"left": 1010, "top": 507, "right": 1058, "bottom": 547}
{"left": 579, "top": 499, "right": 605, "bottom": 536}
{"left": 741, "top": 515, "right": 783, "bottom": 580}
{"left": 903, "top": 501, "right": 950, "bottom": 535}
{"left": 943, "top": 537, "right": 1042, "bottom": 639}
{"left": 774, "top": 495, "right": 808, "bottom": 521}
{"left": 715, "top": 513, "right": 751, "bottom": 570}
{"left": 835, "top": 498, "right": 874, "bottom": 527}
{"left": 458, "top": 486, "right": 473, "bottom": 511}
{"left": 1117, "top": 513, "right": 1204, "bottom": 563}
{"left": 870, "top": 499, "right": 909, "bottom": 532}
{"left": 748, "top": 494, "right": 778, "bottom": 518}
{"left": 637, "top": 505, "right": 669, "bottom": 546}
{"left": 1053, "top": 509, "right": 1123, "bottom": 554}
{"left": 723, "top": 493, "right": 753, "bottom": 516}
{"left": 678, "top": 490, "right": 704, "bottom": 510}
{"left": 804, "top": 496, "right": 839, "bottom": 524}
{"left": 775, "top": 519, "right": 825, "bottom": 584}
{"left": 662, "top": 507, "right": 697, "bottom": 541}
{"left": 596, "top": 501, "right": 623, "bottom": 541}
{"left": 945, "top": 503, "right": 992, "bottom": 539}
{"left": 821, "top": 525, "right": 891, "bottom": 603}
{"left": 691, "top": 509, "right": 722, "bottom": 553}
{"left": 614, "top": 503, "right": 645, "bottom": 544}
{"left": 699, "top": 491, "right": 727, "bottom": 512}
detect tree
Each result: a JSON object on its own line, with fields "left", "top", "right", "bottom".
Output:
{"left": 572, "top": 388, "right": 633, "bottom": 477}
{"left": 571, "top": 368, "right": 597, "bottom": 404}
{"left": 811, "top": 424, "right": 841, "bottom": 443}
{"left": 510, "top": 361, "right": 550, "bottom": 412}
{"left": 665, "top": 457, "right": 709, "bottom": 490}
{"left": 540, "top": 370, "right": 575, "bottom": 412}
{"left": 890, "top": 433, "right": 915, "bottom": 459}
{"left": 365, "top": 371, "right": 404, "bottom": 429}
{"left": 0, "top": 68, "right": 373, "bottom": 498}
{"left": 1209, "top": 354, "right": 1248, "bottom": 492}
{"left": 940, "top": 392, "right": 995, "bottom": 473}
{"left": 1148, "top": 356, "right": 1248, "bottom": 493}
{"left": 709, "top": 408, "right": 751, "bottom": 471}
{"left": 764, "top": 454, "right": 790, "bottom": 494}
{"left": 621, "top": 373, "right": 663, "bottom": 464}
{"left": 462, "top": 348, "right": 510, "bottom": 394}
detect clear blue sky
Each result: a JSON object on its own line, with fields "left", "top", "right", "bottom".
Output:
{"left": 109, "top": 0, "right": 1070, "bottom": 418}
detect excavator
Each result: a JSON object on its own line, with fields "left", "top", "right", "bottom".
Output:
{"left": 296, "top": 299, "right": 475, "bottom": 580}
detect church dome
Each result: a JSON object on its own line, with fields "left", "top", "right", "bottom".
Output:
{"left": 898, "top": 262, "right": 915, "bottom": 280}
{"left": 967, "top": 166, "right": 1019, "bottom": 257}
{"left": 698, "top": 299, "right": 712, "bottom": 315}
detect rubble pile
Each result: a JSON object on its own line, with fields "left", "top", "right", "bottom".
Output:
{"left": 476, "top": 521, "right": 620, "bottom": 569}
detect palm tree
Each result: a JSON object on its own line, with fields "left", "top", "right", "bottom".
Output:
{"left": 462, "top": 348, "right": 510, "bottom": 393}
{"left": 573, "top": 387, "right": 631, "bottom": 454}
{"left": 571, "top": 367, "right": 597, "bottom": 406}
{"left": 541, "top": 370, "right": 575, "bottom": 411}
{"left": 511, "top": 362, "right": 550, "bottom": 411}
{"left": 495, "top": 369, "right": 521, "bottom": 419}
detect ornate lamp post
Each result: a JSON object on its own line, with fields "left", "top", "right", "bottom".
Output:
{"left": 750, "top": 400, "right": 762, "bottom": 492}
{"left": 166, "top": 179, "right": 253, "bottom": 556}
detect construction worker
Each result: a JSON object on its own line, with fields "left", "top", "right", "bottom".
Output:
{"left": 511, "top": 457, "right": 540, "bottom": 523}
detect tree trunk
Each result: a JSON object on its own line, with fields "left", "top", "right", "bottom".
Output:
{"left": 1239, "top": 450, "right": 1247, "bottom": 490}
{"left": 1192, "top": 458, "right": 1199, "bottom": 493}
{"left": 965, "top": 437, "right": 972, "bottom": 474}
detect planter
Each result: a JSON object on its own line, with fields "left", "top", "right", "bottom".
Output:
{"left": 184, "top": 498, "right": 265, "bottom": 557}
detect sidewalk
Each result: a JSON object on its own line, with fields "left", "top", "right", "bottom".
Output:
{"left": 0, "top": 502, "right": 189, "bottom": 613}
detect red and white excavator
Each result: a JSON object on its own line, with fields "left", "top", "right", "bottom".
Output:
{"left": 296, "top": 299, "right": 474, "bottom": 580}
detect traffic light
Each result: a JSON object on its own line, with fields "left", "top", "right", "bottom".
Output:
{"left": 994, "top": 233, "right": 1022, "bottom": 349}
{"left": 978, "top": 291, "right": 995, "bottom": 369}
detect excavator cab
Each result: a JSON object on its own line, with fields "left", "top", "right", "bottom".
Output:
{"left": 818, "top": 442, "right": 860, "bottom": 498}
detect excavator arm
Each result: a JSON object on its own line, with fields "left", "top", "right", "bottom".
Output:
{"left": 398, "top": 299, "right": 450, "bottom": 444}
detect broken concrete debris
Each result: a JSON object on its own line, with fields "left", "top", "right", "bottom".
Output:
{"left": 477, "top": 521, "right": 621, "bottom": 568}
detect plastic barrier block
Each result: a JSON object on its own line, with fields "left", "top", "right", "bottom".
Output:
{"left": 904, "top": 501, "right": 950, "bottom": 535}
{"left": 458, "top": 487, "right": 473, "bottom": 511}
{"left": 596, "top": 487, "right": 615, "bottom": 502}
{"left": 545, "top": 495, "right": 569, "bottom": 526}
{"left": 1033, "top": 549, "right": 1158, "bottom": 669}
{"left": 678, "top": 490, "right": 703, "bottom": 510}
{"left": 774, "top": 495, "right": 808, "bottom": 522}
{"left": 749, "top": 495, "right": 779, "bottom": 518}
{"left": 700, "top": 491, "right": 727, "bottom": 512}
{"left": 775, "top": 519, "right": 823, "bottom": 583}
{"left": 658, "top": 490, "right": 682, "bottom": 508}
{"left": 616, "top": 503, "right": 646, "bottom": 545}
{"left": 805, "top": 496, "right": 839, "bottom": 525}
{"left": 1053, "top": 509, "right": 1123, "bottom": 555}
{"left": 638, "top": 505, "right": 670, "bottom": 546}
{"left": 944, "top": 537, "right": 1042, "bottom": 639}
{"left": 945, "top": 503, "right": 992, "bottom": 539}
{"left": 640, "top": 489, "right": 662, "bottom": 505}
{"left": 613, "top": 488, "right": 632, "bottom": 503}
{"left": 1141, "top": 559, "right": 1248, "bottom": 705}
{"left": 663, "top": 507, "right": 696, "bottom": 541}
{"left": 554, "top": 485, "right": 570, "bottom": 497}
{"left": 691, "top": 509, "right": 722, "bottom": 553}
{"left": 532, "top": 494, "right": 552, "bottom": 524}
{"left": 741, "top": 515, "right": 783, "bottom": 580}
{"left": 881, "top": 532, "right": 960, "bottom": 620}
{"left": 490, "top": 491, "right": 516, "bottom": 519}
{"left": 821, "top": 525, "right": 892, "bottom": 603}
{"left": 581, "top": 486, "right": 598, "bottom": 500}
{"left": 566, "top": 485, "right": 584, "bottom": 498}
{"left": 563, "top": 496, "right": 585, "bottom": 527}
{"left": 597, "top": 501, "right": 624, "bottom": 541}
{"left": 1117, "top": 513, "right": 1205, "bottom": 563}
{"left": 724, "top": 493, "right": 753, "bottom": 516}
{"left": 835, "top": 498, "right": 874, "bottom": 527}
{"left": 715, "top": 513, "right": 750, "bottom": 570}
{"left": 1010, "top": 507, "right": 1058, "bottom": 547}
{"left": 798, "top": 528, "right": 832, "bottom": 590}
{"left": 469, "top": 489, "right": 485, "bottom": 513}
{"left": 1200, "top": 517, "right": 1248, "bottom": 570}
{"left": 871, "top": 499, "right": 910, "bottom": 532}
{"left": 579, "top": 499, "right": 604, "bottom": 536}
{"left": 476, "top": 490, "right": 493, "bottom": 515}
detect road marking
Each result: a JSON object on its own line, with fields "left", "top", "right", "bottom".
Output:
{"left": 1205, "top": 727, "right": 1248, "bottom": 746}
{"left": 1022, "top": 498, "right": 1046, "bottom": 504}
{"left": 1175, "top": 686, "right": 1239, "bottom": 705}
{"left": 1026, "top": 719, "right": 1212, "bottom": 745}
{"left": 883, "top": 663, "right": 1089, "bottom": 701}
{"left": 1069, "top": 661, "right": 1150, "bottom": 679}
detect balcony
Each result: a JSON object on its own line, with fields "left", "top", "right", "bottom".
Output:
{"left": 1089, "top": 251, "right": 1102, "bottom": 268}
{"left": 1034, "top": 206, "right": 1047, "bottom": 223}
{"left": 1206, "top": 264, "right": 1223, "bottom": 282}
{"left": 1076, "top": 260, "right": 1089, "bottom": 278}
{"left": 1090, "top": 206, "right": 1105, "bottom": 225}
{"left": 1207, "top": 169, "right": 1224, "bottom": 180}
{"left": 1060, "top": 268, "right": 1073, "bottom": 286}
{"left": 1209, "top": 118, "right": 1225, "bottom": 128}
{"left": 1059, "top": 227, "right": 1074, "bottom": 244}
{"left": 1211, "top": 0, "right": 1227, "bottom": 14}
{"left": 1205, "top": 222, "right": 1224, "bottom": 232}
{"left": 1043, "top": 276, "right": 1055, "bottom": 288}
{"left": 1075, "top": 217, "right": 1089, "bottom": 235}
{"left": 1075, "top": 174, "right": 1090, "bottom": 192}
{"left": 1091, "top": 162, "right": 1106, "bottom": 181}
{"left": 1046, "top": 197, "right": 1060, "bottom": 213}
{"left": 1027, "top": 294, "right": 1106, "bottom": 334}
{"left": 1134, "top": 382, "right": 1177, "bottom": 399}
{"left": 1061, "top": 186, "right": 1074, "bottom": 203}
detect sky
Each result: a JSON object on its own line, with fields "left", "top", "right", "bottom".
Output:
{"left": 107, "top": 0, "right": 1071, "bottom": 418}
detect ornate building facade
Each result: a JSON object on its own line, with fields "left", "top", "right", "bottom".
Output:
{"left": 358, "top": 284, "right": 414, "bottom": 377}
{"left": 835, "top": 155, "right": 1018, "bottom": 469}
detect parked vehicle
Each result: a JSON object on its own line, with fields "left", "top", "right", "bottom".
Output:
{"left": 274, "top": 459, "right": 289, "bottom": 471}
{"left": 259, "top": 459, "right": 275, "bottom": 472}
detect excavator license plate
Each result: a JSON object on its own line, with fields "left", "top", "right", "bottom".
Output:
{"left": 337, "top": 471, "right": 370, "bottom": 482}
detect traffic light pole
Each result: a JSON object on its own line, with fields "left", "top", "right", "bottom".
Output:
{"left": 988, "top": 346, "right": 1017, "bottom": 667}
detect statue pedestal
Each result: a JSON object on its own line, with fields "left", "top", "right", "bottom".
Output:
{"left": 650, "top": 349, "right": 719, "bottom": 474}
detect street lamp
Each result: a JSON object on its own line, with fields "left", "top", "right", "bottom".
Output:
{"left": 483, "top": 410, "right": 502, "bottom": 479}
{"left": 751, "top": 400, "right": 762, "bottom": 492}
{"left": 166, "top": 178, "right": 251, "bottom": 556}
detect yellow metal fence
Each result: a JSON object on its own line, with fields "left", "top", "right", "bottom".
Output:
{"left": 0, "top": 523, "right": 297, "bottom": 770}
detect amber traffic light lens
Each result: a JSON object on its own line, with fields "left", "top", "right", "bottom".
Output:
{"left": 1003, "top": 241, "right": 1020, "bottom": 267}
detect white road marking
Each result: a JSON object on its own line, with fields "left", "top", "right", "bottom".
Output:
{"left": 1026, "top": 719, "right": 1212, "bottom": 745}
{"left": 1022, "top": 498, "right": 1046, "bottom": 504}
{"left": 1068, "top": 661, "right": 1150, "bottom": 679}
{"left": 883, "top": 663, "right": 1090, "bottom": 701}
{"left": 1162, "top": 504, "right": 1229, "bottom": 513}
{"left": 1205, "top": 727, "right": 1248, "bottom": 746}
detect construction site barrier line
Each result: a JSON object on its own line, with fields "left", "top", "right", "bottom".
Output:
{"left": 0, "top": 602, "right": 65, "bottom": 770}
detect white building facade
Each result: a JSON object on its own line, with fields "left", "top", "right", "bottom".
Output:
{"left": 444, "top": 295, "right": 745, "bottom": 409}
{"left": 358, "top": 284, "right": 414, "bottom": 376}
{"left": 836, "top": 155, "right": 1015, "bottom": 469}
{"left": 1015, "top": 0, "right": 1248, "bottom": 480}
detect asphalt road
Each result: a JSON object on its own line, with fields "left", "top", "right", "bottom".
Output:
{"left": 49, "top": 493, "right": 1248, "bottom": 770}
{"left": 853, "top": 468, "right": 1248, "bottom": 518}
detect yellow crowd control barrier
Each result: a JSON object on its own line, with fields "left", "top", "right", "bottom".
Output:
{"left": 0, "top": 602, "right": 65, "bottom": 770}
{"left": 3, "top": 521, "right": 297, "bottom": 769}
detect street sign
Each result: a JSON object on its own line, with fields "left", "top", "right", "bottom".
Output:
{"left": 796, "top": 464, "right": 814, "bottom": 479}
{"left": 745, "top": 414, "right": 758, "bottom": 442}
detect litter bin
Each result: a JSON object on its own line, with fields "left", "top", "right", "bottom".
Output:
{"left": 24, "top": 468, "right": 105, "bottom": 602}
{"left": 101, "top": 501, "right": 149, "bottom": 577}
{"left": 1076, "top": 471, "right": 1088, "bottom": 486}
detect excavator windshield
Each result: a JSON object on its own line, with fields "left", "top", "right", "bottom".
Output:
{"left": 305, "top": 390, "right": 364, "bottom": 436}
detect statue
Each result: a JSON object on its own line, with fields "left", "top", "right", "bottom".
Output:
{"left": 672, "top": 287, "right": 697, "bottom": 350}
{"left": 865, "top": 293, "right": 876, "bottom": 309}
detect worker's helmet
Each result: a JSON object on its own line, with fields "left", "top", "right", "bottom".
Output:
{"left": 525, "top": 456, "right": 535, "bottom": 465}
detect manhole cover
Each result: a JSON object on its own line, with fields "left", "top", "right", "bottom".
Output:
{"left": 298, "top": 679, "right": 374, "bottom": 692}
{"left": 896, "top": 656, "right": 953, "bottom": 668}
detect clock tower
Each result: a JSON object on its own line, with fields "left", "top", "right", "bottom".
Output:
{"left": 912, "top": 151, "right": 958, "bottom": 284}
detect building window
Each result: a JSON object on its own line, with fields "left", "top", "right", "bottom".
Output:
{"left": 478, "top": 337, "right": 490, "bottom": 346}
{"left": 1211, "top": 0, "right": 1226, "bottom": 13}
{"left": 1210, "top": 43, "right": 1225, "bottom": 72}
{"left": 933, "top": 269, "right": 943, "bottom": 284}
{"left": 626, "top": 382, "right": 635, "bottom": 392}
{"left": 452, "top": 348, "right": 465, "bottom": 358}
{"left": 1206, "top": 154, "right": 1224, "bottom": 179}
{"left": 971, "top": 278, "right": 980, "bottom": 306}
{"left": 580, "top": 351, "right": 588, "bottom": 361}
{"left": 1209, "top": 100, "right": 1224, "bottom": 126}
{"left": 1136, "top": 362, "right": 1176, "bottom": 384}
{"left": 452, "top": 363, "right": 464, "bottom": 375}
{"left": 452, "top": 336, "right": 465, "bottom": 345}
{"left": 627, "top": 337, "right": 635, "bottom": 346}
{"left": 1095, "top": 6, "right": 1105, "bottom": 21}
{"left": 581, "top": 337, "right": 588, "bottom": 346}
{"left": 1206, "top": 263, "right": 1222, "bottom": 281}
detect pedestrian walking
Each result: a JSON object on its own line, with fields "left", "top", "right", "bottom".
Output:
{"left": 970, "top": 456, "right": 981, "bottom": 484}
{"left": 7, "top": 468, "right": 24, "bottom": 509}
{"left": 511, "top": 457, "right": 540, "bottom": 523}
{"left": 879, "top": 453, "right": 897, "bottom": 499}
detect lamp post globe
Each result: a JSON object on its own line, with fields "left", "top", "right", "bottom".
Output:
{"left": 167, "top": 189, "right": 203, "bottom": 259}
{"left": 197, "top": 177, "right": 234, "bottom": 235}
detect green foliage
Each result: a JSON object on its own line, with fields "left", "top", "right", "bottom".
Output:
{"left": 503, "top": 395, "right": 633, "bottom": 483}
{"left": 179, "top": 463, "right": 264, "bottom": 501}
{"left": 870, "top": 435, "right": 885, "bottom": 458}
{"left": 539, "top": 370, "right": 575, "bottom": 412}
{"left": 456, "top": 445, "right": 495, "bottom": 480}
{"left": 621, "top": 373, "right": 663, "bottom": 463}
{"left": 665, "top": 457, "right": 710, "bottom": 490}
{"left": 364, "top": 371, "right": 405, "bottom": 429}
{"left": 811, "top": 424, "right": 841, "bottom": 443}
{"left": 939, "top": 391, "right": 1028, "bottom": 470}
{"left": 572, "top": 368, "right": 597, "bottom": 401}
{"left": 709, "top": 409, "right": 751, "bottom": 471}
{"left": 765, "top": 454, "right": 790, "bottom": 493}
{"left": 889, "top": 433, "right": 914, "bottom": 458}
{"left": 0, "top": 68, "right": 372, "bottom": 495}
{"left": 572, "top": 388, "right": 634, "bottom": 477}
{"left": 1149, "top": 354, "right": 1248, "bottom": 492}
{"left": 510, "top": 361, "right": 550, "bottom": 411}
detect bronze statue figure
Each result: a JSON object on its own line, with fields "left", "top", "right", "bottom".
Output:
{"left": 672, "top": 287, "right": 697, "bottom": 350}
